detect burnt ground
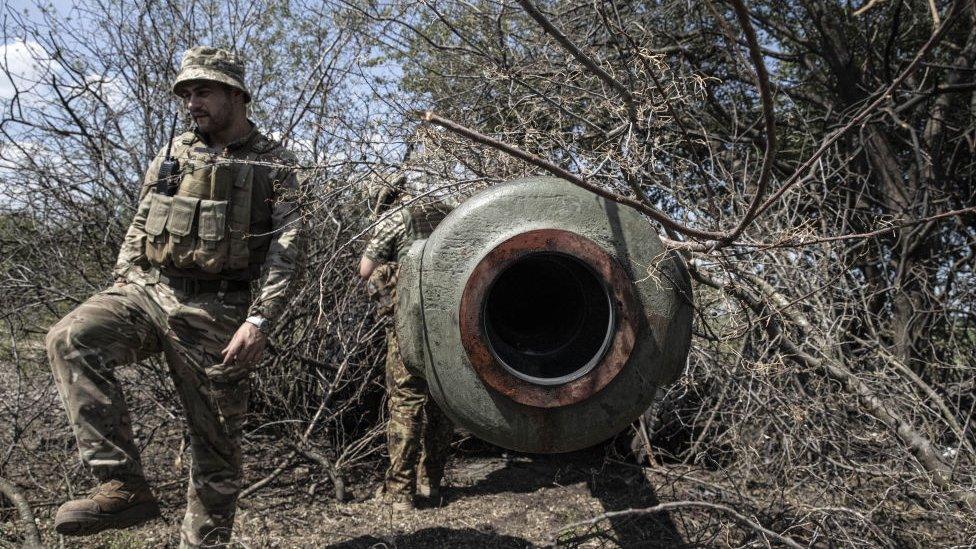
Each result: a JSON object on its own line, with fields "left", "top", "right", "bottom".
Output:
{"left": 5, "top": 445, "right": 690, "bottom": 548}
{"left": 4, "top": 423, "right": 970, "bottom": 548}
{"left": 2, "top": 359, "right": 968, "bottom": 548}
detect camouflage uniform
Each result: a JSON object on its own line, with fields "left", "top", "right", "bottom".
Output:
{"left": 47, "top": 47, "right": 304, "bottom": 548}
{"left": 364, "top": 209, "right": 453, "bottom": 499}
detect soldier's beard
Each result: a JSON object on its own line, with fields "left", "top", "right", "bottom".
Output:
{"left": 193, "top": 101, "right": 234, "bottom": 138}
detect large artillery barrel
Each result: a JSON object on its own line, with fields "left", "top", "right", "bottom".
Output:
{"left": 395, "top": 176, "right": 692, "bottom": 453}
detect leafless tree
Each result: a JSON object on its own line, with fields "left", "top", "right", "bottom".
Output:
{"left": 347, "top": 0, "right": 976, "bottom": 544}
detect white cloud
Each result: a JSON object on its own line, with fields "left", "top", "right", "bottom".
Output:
{"left": 85, "top": 72, "right": 127, "bottom": 111}
{"left": 0, "top": 39, "right": 52, "bottom": 101}
{"left": 2, "top": 40, "right": 124, "bottom": 121}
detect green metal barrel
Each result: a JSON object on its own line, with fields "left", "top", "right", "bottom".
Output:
{"left": 396, "top": 176, "right": 692, "bottom": 453}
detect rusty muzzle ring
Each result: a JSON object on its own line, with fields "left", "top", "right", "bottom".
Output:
{"left": 459, "top": 228, "right": 639, "bottom": 408}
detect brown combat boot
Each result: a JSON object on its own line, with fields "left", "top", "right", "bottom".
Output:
{"left": 54, "top": 478, "right": 161, "bottom": 536}
{"left": 416, "top": 473, "right": 441, "bottom": 500}
{"left": 373, "top": 483, "right": 415, "bottom": 511}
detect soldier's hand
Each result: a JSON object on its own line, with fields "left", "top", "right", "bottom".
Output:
{"left": 210, "top": 322, "right": 267, "bottom": 383}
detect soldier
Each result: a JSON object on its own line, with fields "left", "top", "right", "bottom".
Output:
{"left": 358, "top": 160, "right": 454, "bottom": 511}
{"left": 46, "top": 46, "right": 304, "bottom": 547}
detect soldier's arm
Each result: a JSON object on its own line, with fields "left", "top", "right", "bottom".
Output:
{"left": 247, "top": 158, "right": 307, "bottom": 325}
{"left": 112, "top": 151, "right": 164, "bottom": 281}
{"left": 359, "top": 256, "right": 379, "bottom": 279}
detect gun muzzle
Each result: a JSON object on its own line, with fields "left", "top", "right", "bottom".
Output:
{"left": 396, "top": 176, "right": 692, "bottom": 453}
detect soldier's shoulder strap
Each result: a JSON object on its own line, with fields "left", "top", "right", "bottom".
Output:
{"left": 405, "top": 199, "right": 452, "bottom": 241}
{"left": 249, "top": 131, "right": 296, "bottom": 161}
{"left": 176, "top": 130, "right": 199, "bottom": 147}
{"left": 170, "top": 131, "right": 200, "bottom": 157}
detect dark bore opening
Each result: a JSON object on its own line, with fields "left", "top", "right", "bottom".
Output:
{"left": 483, "top": 252, "right": 615, "bottom": 385}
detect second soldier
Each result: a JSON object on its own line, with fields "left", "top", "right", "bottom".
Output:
{"left": 359, "top": 142, "right": 455, "bottom": 511}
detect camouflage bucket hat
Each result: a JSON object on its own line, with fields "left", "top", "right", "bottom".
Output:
{"left": 172, "top": 46, "right": 251, "bottom": 102}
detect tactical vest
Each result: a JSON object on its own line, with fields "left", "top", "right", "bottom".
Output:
{"left": 368, "top": 200, "right": 452, "bottom": 317}
{"left": 141, "top": 132, "right": 275, "bottom": 275}
{"left": 396, "top": 200, "right": 452, "bottom": 263}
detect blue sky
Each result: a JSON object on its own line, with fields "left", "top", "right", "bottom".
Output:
{"left": 1, "top": 0, "right": 75, "bottom": 98}
{"left": 4, "top": 0, "right": 71, "bottom": 18}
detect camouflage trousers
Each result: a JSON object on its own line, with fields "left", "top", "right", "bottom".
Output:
{"left": 46, "top": 280, "right": 250, "bottom": 548}
{"left": 383, "top": 328, "right": 453, "bottom": 497}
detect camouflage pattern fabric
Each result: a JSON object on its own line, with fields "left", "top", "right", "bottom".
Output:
{"left": 363, "top": 201, "right": 450, "bottom": 266}
{"left": 383, "top": 327, "right": 454, "bottom": 496}
{"left": 363, "top": 210, "right": 409, "bottom": 265}
{"left": 114, "top": 125, "right": 305, "bottom": 325}
{"left": 364, "top": 210, "right": 453, "bottom": 498}
{"left": 49, "top": 119, "right": 303, "bottom": 546}
{"left": 172, "top": 46, "right": 251, "bottom": 102}
{"left": 47, "top": 281, "right": 249, "bottom": 548}
{"left": 365, "top": 169, "right": 405, "bottom": 217}
{"left": 365, "top": 263, "right": 398, "bottom": 318}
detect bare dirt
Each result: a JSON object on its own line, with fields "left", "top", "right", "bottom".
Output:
{"left": 10, "top": 446, "right": 686, "bottom": 548}
{"left": 2, "top": 357, "right": 966, "bottom": 548}
{"left": 0, "top": 355, "right": 692, "bottom": 549}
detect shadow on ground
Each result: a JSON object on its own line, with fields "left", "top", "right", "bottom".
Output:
{"left": 449, "top": 447, "right": 684, "bottom": 548}
{"left": 326, "top": 527, "right": 532, "bottom": 548}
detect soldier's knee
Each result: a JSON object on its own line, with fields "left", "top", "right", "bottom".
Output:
{"left": 191, "top": 470, "right": 241, "bottom": 508}
{"left": 45, "top": 313, "right": 107, "bottom": 369}
{"left": 45, "top": 317, "right": 72, "bottom": 361}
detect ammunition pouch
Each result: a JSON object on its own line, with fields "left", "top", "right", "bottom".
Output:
{"left": 145, "top": 194, "right": 198, "bottom": 269}
{"left": 143, "top": 151, "right": 255, "bottom": 274}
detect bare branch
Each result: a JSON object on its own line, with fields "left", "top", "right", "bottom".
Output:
{"left": 554, "top": 499, "right": 805, "bottom": 549}
{"left": 0, "top": 477, "right": 42, "bottom": 548}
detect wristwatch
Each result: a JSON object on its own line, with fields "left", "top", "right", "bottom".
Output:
{"left": 245, "top": 315, "right": 269, "bottom": 334}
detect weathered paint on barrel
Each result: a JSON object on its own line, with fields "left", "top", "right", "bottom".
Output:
{"left": 396, "top": 176, "right": 692, "bottom": 453}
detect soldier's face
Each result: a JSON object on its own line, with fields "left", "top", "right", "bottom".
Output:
{"left": 177, "top": 82, "right": 241, "bottom": 135}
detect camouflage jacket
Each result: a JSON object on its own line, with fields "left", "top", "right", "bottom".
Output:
{"left": 364, "top": 199, "right": 452, "bottom": 264}
{"left": 113, "top": 125, "right": 305, "bottom": 324}
{"left": 364, "top": 209, "right": 409, "bottom": 265}
{"left": 363, "top": 201, "right": 453, "bottom": 318}
{"left": 363, "top": 211, "right": 406, "bottom": 318}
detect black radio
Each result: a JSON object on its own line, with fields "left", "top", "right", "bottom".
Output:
{"left": 154, "top": 113, "right": 181, "bottom": 195}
